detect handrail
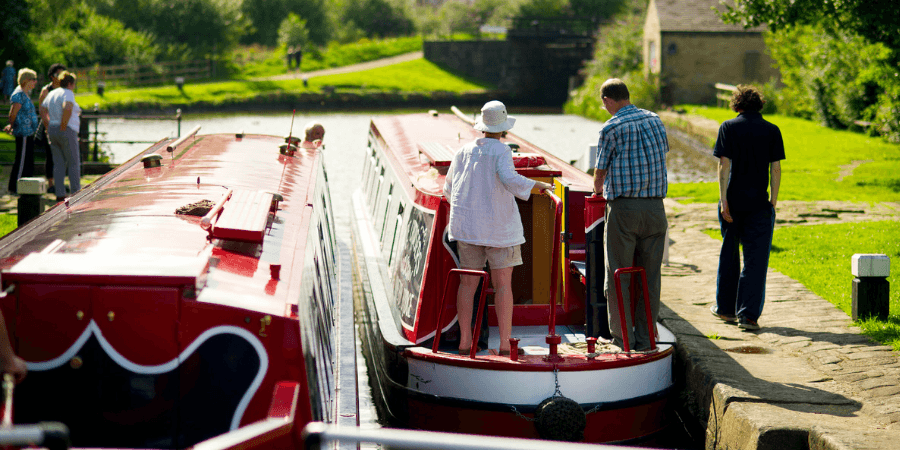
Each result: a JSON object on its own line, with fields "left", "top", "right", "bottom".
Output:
{"left": 301, "top": 422, "right": 641, "bottom": 450}
{"left": 450, "top": 105, "right": 476, "bottom": 126}
{"left": 201, "top": 189, "right": 234, "bottom": 231}
{"left": 432, "top": 269, "right": 491, "bottom": 358}
{"left": 612, "top": 267, "right": 657, "bottom": 352}
{"left": 542, "top": 189, "right": 564, "bottom": 359}
{"left": 166, "top": 125, "right": 202, "bottom": 153}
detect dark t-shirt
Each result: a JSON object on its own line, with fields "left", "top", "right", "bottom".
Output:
{"left": 713, "top": 111, "right": 785, "bottom": 212}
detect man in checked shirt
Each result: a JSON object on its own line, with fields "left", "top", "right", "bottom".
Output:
{"left": 593, "top": 78, "right": 669, "bottom": 352}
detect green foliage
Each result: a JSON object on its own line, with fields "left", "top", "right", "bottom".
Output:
{"left": 765, "top": 26, "right": 894, "bottom": 131}
{"left": 667, "top": 105, "right": 900, "bottom": 204}
{"left": 241, "top": 0, "right": 330, "bottom": 47}
{"left": 516, "top": 0, "right": 568, "bottom": 19}
{"left": 718, "top": 0, "right": 900, "bottom": 54}
{"left": 85, "top": 0, "right": 249, "bottom": 59}
{"left": 278, "top": 14, "right": 310, "bottom": 50}
{"left": 564, "top": 1, "right": 657, "bottom": 117}
{"left": 342, "top": 0, "right": 415, "bottom": 39}
{"left": 0, "top": 0, "right": 34, "bottom": 65}
{"left": 27, "top": 1, "right": 158, "bottom": 68}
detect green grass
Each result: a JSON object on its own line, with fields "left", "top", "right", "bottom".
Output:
{"left": 0, "top": 214, "right": 16, "bottom": 238}
{"left": 76, "top": 59, "right": 490, "bottom": 110}
{"left": 668, "top": 105, "right": 900, "bottom": 204}
{"left": 233, "top": 36, "right": 424, "bottom": 79}
{"left": 702, "top": 221, "right": 900, "bottom": 349}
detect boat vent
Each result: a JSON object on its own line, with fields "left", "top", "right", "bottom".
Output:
{"left": 142, "top": 154, "right": 163, "bottom": 168}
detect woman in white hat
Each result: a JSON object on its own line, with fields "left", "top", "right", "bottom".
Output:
{"left": 443, "top": 100, "right": 553, "bottom": 356}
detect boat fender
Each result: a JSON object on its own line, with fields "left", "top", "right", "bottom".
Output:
{"left": 533, "top": 396, "right": 586, "bottom": 442}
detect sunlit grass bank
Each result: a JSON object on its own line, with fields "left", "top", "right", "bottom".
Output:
{"left": 668, "top": 105, "right": 900, "bottom": 204}
{"left": 76, "top": 59, "right": 491, "bottom": 111}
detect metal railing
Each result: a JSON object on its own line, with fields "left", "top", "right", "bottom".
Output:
{"left": 301, "top": 422, "right": 650, "bottom": 450}
{"left": 70, "top": 60, "right": 213, "bottom": 93}
{"left": 715, "top": 83, "right": 737, "bottom": 108}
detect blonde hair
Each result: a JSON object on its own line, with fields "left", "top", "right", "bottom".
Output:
{"left": 58, "top": 71, "right": 77, "bottom": 88}
{"left": 17, "top": 68, "right": 36, "bottom": 85}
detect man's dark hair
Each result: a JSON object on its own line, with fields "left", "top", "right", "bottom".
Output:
{"left": 47, "top": 63, "right": 66, "bottom": 79}
{"left": 600, "top": 78, "right": 630, "bottom": 102}
{"left": 730, "top": 85, "right": 765, "bottom": 113}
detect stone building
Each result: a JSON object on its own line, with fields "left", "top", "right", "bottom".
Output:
{"left": 643, "top": 0, "right": 780, "bottom": 105}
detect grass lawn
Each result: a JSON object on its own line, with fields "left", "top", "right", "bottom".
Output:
{"left": 234, "top": 36, "right": 423, "bottom": 79}
{"left": 0, "top": 215, "right": 14, "bottom": 237}
{"left": 667, "top": 105, "right": 900, "bottom": 205}
{"left": 76, "top": 59, "right": 490, "bottom": 110}
{"left": 683, "top": 105, "right": 900, "bottom": 349}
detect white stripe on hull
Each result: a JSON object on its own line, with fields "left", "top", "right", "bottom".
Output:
{"left": 405, "top": 352, "right": 672, "bottom": 405}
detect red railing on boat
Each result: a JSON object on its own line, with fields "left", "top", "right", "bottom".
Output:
{"left": 613, "top": 267, "right": 657, "bottom": 352}
{"left": 543, "top": 190, "right": 564, "bottom": 360}
{"left": 432, "top": 269, "right": 491, "bottom": 358}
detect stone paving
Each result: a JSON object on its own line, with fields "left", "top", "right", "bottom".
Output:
{"left": 661, "top": 198, "right": 900, "bottom": 449}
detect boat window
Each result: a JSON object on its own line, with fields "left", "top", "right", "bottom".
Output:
{"left": 370, "top": 166, "right": 385, "bottom": 215}
{"left": 387, "top": 203, "right": 406, "bottom": 267}
{"left": 379, "top": 184, "right": 394, "bottom": 245}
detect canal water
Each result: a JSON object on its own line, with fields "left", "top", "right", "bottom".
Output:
{"left": 95, "top": 110, "right": 707, "bottom": 449}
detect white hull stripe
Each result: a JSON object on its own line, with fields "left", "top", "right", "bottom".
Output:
{"left": 26, "top": 322, "right": 269, "bottom": 431}
{"left": 585, "top": 217, "right": 605, "bottom": 234}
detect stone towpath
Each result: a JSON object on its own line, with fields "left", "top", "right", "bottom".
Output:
{"left": 661, "top": 198, "right": 900, "bottom": 449}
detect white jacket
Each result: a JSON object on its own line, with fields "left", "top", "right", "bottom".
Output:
{"left": 443, "top": 138, "right": 536, "bottom": 247}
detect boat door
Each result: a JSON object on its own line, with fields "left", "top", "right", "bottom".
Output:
{"left": 12, "top": 282, "right": 182, "bottom": 447}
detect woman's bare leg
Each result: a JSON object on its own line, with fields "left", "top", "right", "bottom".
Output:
{"left": 492, "top": 267, "right": 514, "bottom": 352}
{"left": 457, "top": 274, "right": 479, "bottom": 352}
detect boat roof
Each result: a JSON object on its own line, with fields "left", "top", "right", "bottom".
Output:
{"left": 370, "top": 112, "right": 593, "bottom": 209}
{"left": 0, "top": 133, "right": 322, "bottom": 317}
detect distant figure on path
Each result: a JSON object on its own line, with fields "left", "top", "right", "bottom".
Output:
{"left": 710, "top": 85, "right": 784, "bottom": 331}
{"left": 41, "top": 71, "right": 82, "bottom": 202}
{"left": 0, "top": 61, "right": 16, "bottom": 101}
{"left": 593, "top": 78, "right": 669, "bottom": 351}
{"left": 301, "top": 121, "right": 325, "bottom": 149}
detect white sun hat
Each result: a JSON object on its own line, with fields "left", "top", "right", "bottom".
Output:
{"left": 474, "top": 100, "right": 516, "bottom": 133}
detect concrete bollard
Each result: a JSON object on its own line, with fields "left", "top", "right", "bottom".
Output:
{"left": 851, "top": 254, "right": 890, "bottom": 320}
{"left": 17, "top": 177, "right": 47, "bottom": 227}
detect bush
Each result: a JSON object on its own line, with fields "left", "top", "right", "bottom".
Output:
{"left": 764, "top": 25, "right": 899, "bottom": 141}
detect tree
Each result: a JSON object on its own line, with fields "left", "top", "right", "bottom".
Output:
{"left": 242, "top": 0, "right": 330, "bottom": 47}
{"left": 0, "top": 0, "right": 34, "bottom": 66}
{"left": 568, "top": 0, "right": 623, "bottom": 22}
{"left": 278, "top": 13, "right": 310, "bottom": 50}
{"left": 718, "top": 0, "right": 900, "bottom": 54}
{"left": 343, "top": 0, "right": 415, "bottom": 38}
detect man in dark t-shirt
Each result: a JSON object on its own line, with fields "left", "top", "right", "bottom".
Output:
{"left": 710, "top": 85, "right": 785, "bottom": 331}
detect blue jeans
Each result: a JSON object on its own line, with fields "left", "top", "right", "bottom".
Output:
{"left": 715, "top": 204, "right": 775, "bottom": 322}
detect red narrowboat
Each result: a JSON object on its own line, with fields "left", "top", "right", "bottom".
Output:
{"left": 351, "top": 109, "right": 675, "bottom": 443}
{"left": 0, "top": 128, "right": 351, "bottom": 449}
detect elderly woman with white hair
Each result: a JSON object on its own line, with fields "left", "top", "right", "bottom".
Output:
{"left": 3, "top": 68, "right": 39, "bottom": 194}
{"left": 300, "top": 121, "right": 325, "bottom": 149}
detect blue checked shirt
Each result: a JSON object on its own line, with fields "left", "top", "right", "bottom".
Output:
{"left": 595, "top": 104, "right": 668, "bottom": 201}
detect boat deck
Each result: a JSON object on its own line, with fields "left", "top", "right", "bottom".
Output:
{"left": 453, "top": 324, "right": 676, "bottom": 357}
